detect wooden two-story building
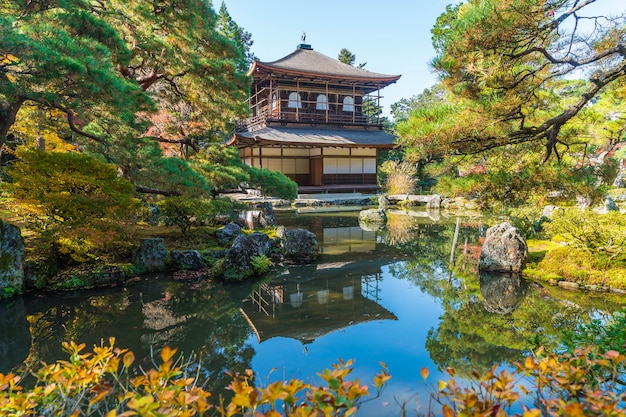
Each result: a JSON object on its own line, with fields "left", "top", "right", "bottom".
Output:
{"left": 227, "top": 43, "right": 401, "bottom": 193}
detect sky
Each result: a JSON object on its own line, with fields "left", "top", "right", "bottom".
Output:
{"left": 221, "top": 0, "right": 625, "bottom": 118}
{"left": 221, "top": 0, "right": 452, "bottom": 117}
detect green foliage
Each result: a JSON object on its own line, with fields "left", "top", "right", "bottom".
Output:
{"left": 506, "top": 202, "right": 547, "bottom": 239}
{"left": 545, "top": 209, "right": 626, "bottom": 261}
{"left": 390, "top": 84, "right": 448, "bottom": 125}
{"left": 0, "top": 3, "right": 151, "bottom": 144}
{"left": 562, "top": 311, "right": 626, "bottom": 360}
{"left": 195, "top": 145, "right": 297, "bottom": 200}
{"left": 2, "top": 0, "right": 251, "bottom": 202}
{"left": 423, "top": 0, "right": 626, "bottom": 159}
{"left": 5, "top": 148, "right": 137, "bottom": 225}
{"left": 3, "top": 148, "right": 139, "bottom": 263}
{"left": 1, "top": 286, "right": 16, "bottom": 299}
{"left": 156, "top": 197, "right": 213, "bottom": 236}
{"left": 396, "top": 0, "right": 626, "bottom": 210}
{"left": 250, "top": 254, "right": 273, "bottom": 275}
{"left": 53, "top": 275, "right": 85, "bottom": 290}
{"left": 338, "top": 48, "right": 356, "bottom": 66}
{"left": 433, "top": 173, "right": 482, "bottom": 199}
{"left": 428, "top": 153, "right": 606, "bottom": 211}
{"left": 246, "top": 167, "right": 298, "bottom": 201}
{"left": 216, "top": 2, "right": 256, "bottom": 72}
{"left": 530, "top": 245, "right": 626, "bottom": 289}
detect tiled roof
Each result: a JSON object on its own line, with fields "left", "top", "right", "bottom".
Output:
{"left": 231, "top": 126, "right": 397, "bottom": 147}
{"left": 250, "top": 47, "right": 401, "bottom": 84}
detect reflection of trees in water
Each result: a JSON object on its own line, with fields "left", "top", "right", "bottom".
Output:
{"left": 21, "top": 278, "right": 254, "bottom": 399}
{"left": 0, "top": 298, "right": 31, "bottom": 373}
{"left": 382, "top": 212, "right": 418, "bottom": 246}
{"left": 387, "top": 219, "right": 622, "bottom": 377}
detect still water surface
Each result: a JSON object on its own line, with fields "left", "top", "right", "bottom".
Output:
{"left": 2, "top": 208, "right": 626, "bottom": 415}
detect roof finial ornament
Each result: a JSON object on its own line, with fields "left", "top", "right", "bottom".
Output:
{"left": 297, "top": 32, "right": 312, "bottom": 50}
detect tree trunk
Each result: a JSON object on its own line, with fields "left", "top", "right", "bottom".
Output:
{"left": 0, "top": 97, "right": 26, "bottom": 146}
{"left": 134, "top": 185, "right": 182, "bottom": 196}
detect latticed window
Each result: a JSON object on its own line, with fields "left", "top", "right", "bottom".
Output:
{"left": 288, "top": 92, "right": 302, "bottom": 108}
{"left": 342, "top": 96, "right": 354, "bottom": 112}
{"left": 316, "top": 94, "right": 327, "bottom": 110}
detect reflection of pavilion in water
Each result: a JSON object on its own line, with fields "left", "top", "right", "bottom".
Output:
{"left": 241, "top": 264, "right": 397, "bottom": 343}
{"left": 241, "top": 221, "right": 397, "bottom": 344}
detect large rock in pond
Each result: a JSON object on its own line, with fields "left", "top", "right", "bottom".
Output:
{"left": 170, "top": 250, "right": 205, "bottom": 271}
{"left": 359, "top": 209, "right": 387, "bottom": 226}
{"left": 136, "top": 238, "right": 168, "bottom": 272}
{"left": 282, "top": 228, "right": 321, "bottom": 263}
{"left": 479, "top": 222, "right": 528, "bottom": 273}
{"left": 216, "top": 223, "right": 242, "bottom": 247}
{"left": 378, "top": 195, "right": 390, "bottom": 210}
{"left": 427, "top": 194, "right": 441, "bottom": 210}
{"left": 0, "top": 221, "right": 24, "bottom": 294}
{"left": 257, "top": 201, "right": 276, "bottom": 227}
{"left": 223, "top": 232, "right": 272, "bottom": 279}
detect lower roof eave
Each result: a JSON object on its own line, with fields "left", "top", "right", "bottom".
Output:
{"left": 228, "top": 127, "right": 399, "bottom": 149}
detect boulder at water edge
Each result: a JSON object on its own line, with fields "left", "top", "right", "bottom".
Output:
{"left": 257, "top": 201, "right": 276, "bottom": 227}
{"left": 282, "top": 228, "right": 321, "bottom": 263}
{"left": 216, "top": 222, "right": 242, "bottom": 246}
{"left": 0, "top": 221, "right": 24, "bottom": 295}
{"left": 427, "top": 194, "right": 441, "bottom": 210}
{"left": 479, "top": 222, "right": 528, "bottom": 273}
{"left": 378, "top": 195, "right": 390, "bottom": 210}
{"left": 223, "top": 232, "right": 272, "bottom": 279}
{"left": 359, "top": 209, "right": 387, "bottom": 227}
{"left": 170, "top": 250, "right": 205, "bottom": 271}
{"left": 136, "top": 238, "right": 168, "bottom": 272}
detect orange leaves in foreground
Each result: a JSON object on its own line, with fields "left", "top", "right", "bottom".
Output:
{"left": 3, "top": 339, "right": 626, "bottom": 416}
{"left": 0, "top": 341, "right": 389, "bottom": 417}
{"left": 420, "top": 346, "right": 626, "bottom": 417}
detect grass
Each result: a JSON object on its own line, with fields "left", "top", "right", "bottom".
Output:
{"left": 524, "top": 238, "right": 626, "bottom": 290}
{"left": 133, "top": 223, "right": 223, "bottom": 251}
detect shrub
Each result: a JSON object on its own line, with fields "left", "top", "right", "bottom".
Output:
{"left": 544, "top": 208, "right": 626, "bottom": 261}
{"left": 3, "top": 148, "right": 139, "bottom": 263}
{"left": 246, "top": 168, "right": 298, "bottom": 201}
{"left": 5, "top": 335, "right": 626, "bottom": 416}
{"left": 157, "top": 197, "right": 212, "bottom": 236}
{"left": 0, "top": 340, "right": 389, "bottom": 417}
{"left": 380, "top": 160, "right": 417, "bottom": 195}
{"left": 250, "top": 254, "right": 273, "bottom": 275}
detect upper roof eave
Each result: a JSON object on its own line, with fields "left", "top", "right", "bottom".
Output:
{"left": 246, "top": 48, "right": 401, "bottom": 86}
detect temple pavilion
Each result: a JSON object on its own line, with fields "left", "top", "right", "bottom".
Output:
{"left": 227, "top": 42, "right": 401, "bottom": 193}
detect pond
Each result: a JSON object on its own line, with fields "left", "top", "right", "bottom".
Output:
{"left": 2, "top": 208, "right": 626, "bottom": 415}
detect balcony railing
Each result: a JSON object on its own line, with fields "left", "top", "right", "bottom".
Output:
{"left": 237, "top": 102, "right": 382, "bottom": 132}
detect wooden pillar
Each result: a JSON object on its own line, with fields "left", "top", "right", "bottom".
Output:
{"left": 377, "top": 85, "right": 381, "bottom": 124}
{"left": 325, "top": 82, "right": 329, "bottom": 123}
{"left": 352, "top": 84, "right": 356, "bottom": 124}
{"left": 268, "top": 77, "right": 272, "bottom": 115}
{"left": 296, "top": 79, "right": 300, "bottom": 120}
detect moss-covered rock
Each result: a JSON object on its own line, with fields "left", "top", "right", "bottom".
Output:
{"left": 0, "top": 221, "right": 24, "bottom": 297}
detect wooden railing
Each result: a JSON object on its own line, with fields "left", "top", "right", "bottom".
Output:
{"left": 237, "top": 99, "right": 382, "bottom": 132}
